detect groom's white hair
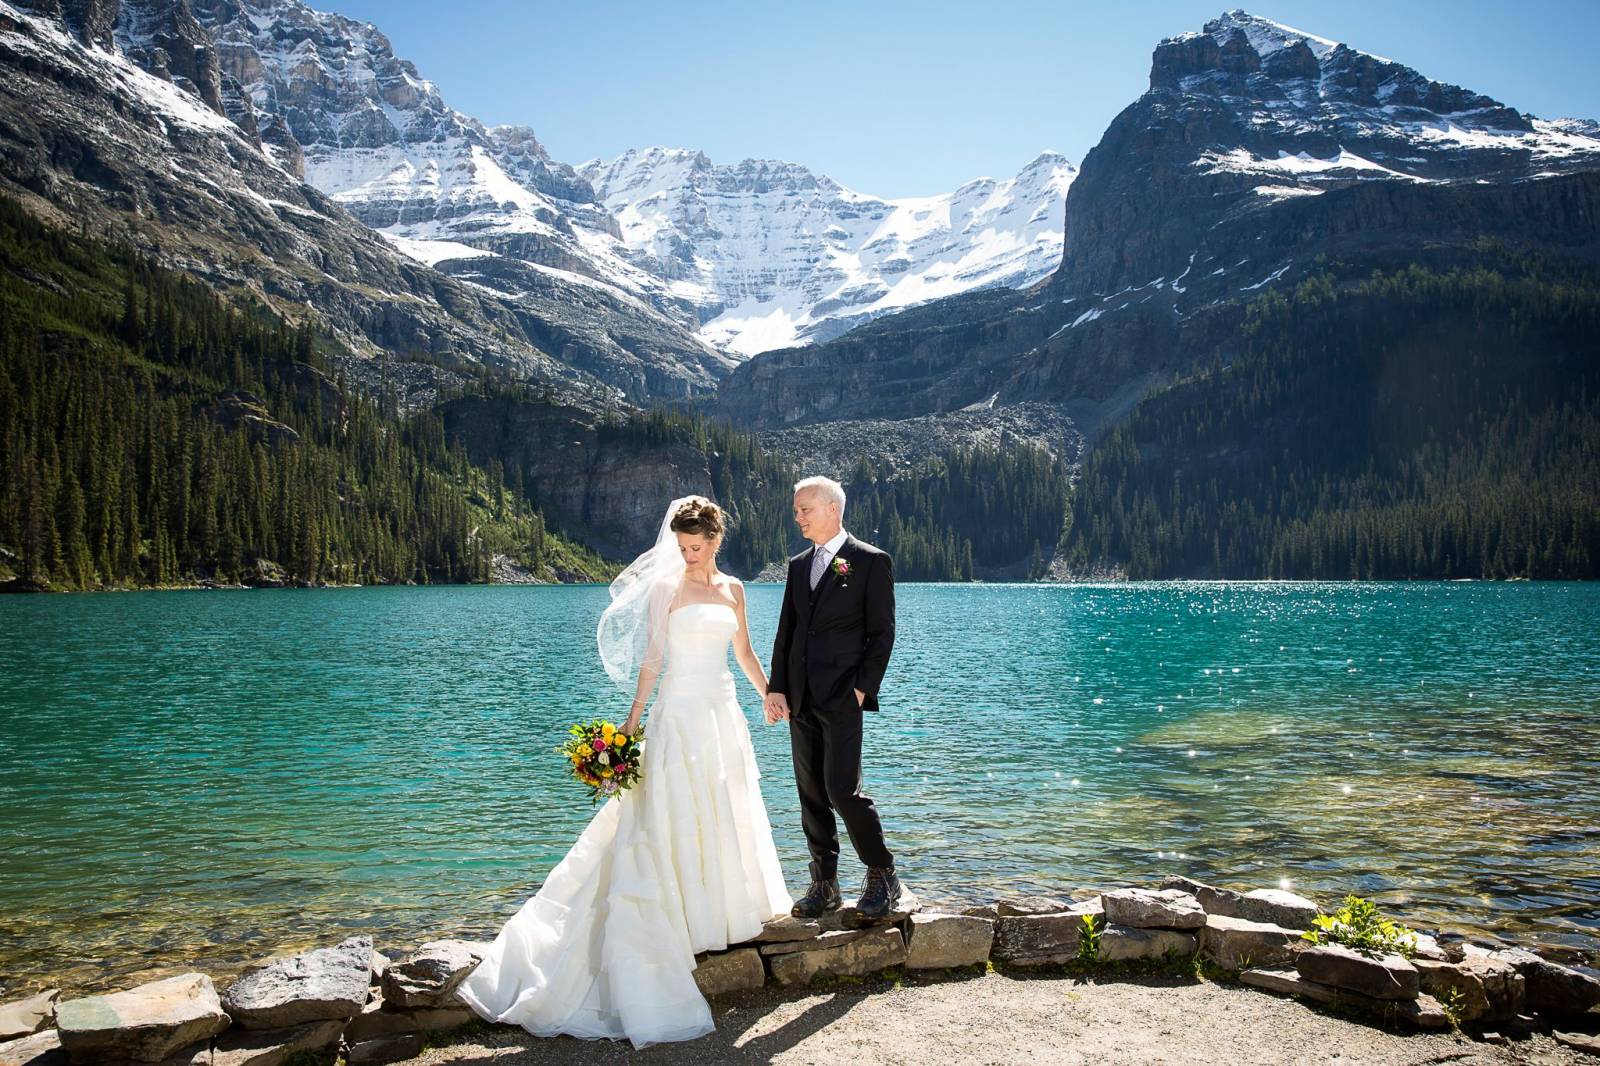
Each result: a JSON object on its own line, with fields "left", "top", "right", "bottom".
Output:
{"left": 794, "top": 475, "right": 846, "bottom": 514}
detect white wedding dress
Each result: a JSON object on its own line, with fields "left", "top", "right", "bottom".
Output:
{"left": 456, "top": 600, "right": 793, "bottom": 1048}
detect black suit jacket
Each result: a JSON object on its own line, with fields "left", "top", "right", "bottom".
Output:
{"left": 769, "top": 534, "right": 895, "bottom": 713}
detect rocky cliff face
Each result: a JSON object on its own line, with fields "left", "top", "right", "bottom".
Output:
{"left": 580, "top": 147, "right": 1077, "bottom": 356}
{"left": 0, "top": 0, "right": 728, "bottom": 404}
{"left": 435, "top": 395, "right": 719, "bottom": 560}
{"left": 718, "top": 10, "right": 1600, "bottom": 430}
{"left": 1055, "top": 10, "right": 1600, "bottom": 301}
{"left": 180, "top": 0, "right": 734, "bottom": 396}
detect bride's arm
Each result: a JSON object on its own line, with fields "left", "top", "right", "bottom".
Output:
{"left": 730, "top": 581, "right": 769, "bottom": 698}
{"left": 622, "top": 623, "right": 664, "bottom": 736}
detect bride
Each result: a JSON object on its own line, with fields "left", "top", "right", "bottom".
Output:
{"left": 456, "top": 495, "right": 793, "bottom": 1048}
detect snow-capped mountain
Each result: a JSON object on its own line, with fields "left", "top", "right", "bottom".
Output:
{"left": 578, "top": 149, "right": 1077, "bottom": 355}
{"left": 0, "top": 0, "right": 630, "bottom": 406}
{"left": 719, "top": 9, "right": 1600, "bottom": 427}
{"left": 1057, "top": 9, "right": 1600, "bottom": 297}
{"left": 186, "top": 0, "right": 736, "bottom": 396}
{"left": 185, "top": 0, "right": 1074, "bottom": 360}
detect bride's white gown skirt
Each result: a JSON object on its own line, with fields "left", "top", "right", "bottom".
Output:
{"left": 456, "top": 602, "right": 793, "bottom": 1048}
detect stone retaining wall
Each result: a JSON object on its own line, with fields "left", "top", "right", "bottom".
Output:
{"left": 4, "top": 877, "right": 1598, "bottom": 1065}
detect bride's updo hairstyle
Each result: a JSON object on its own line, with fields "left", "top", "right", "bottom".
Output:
{"left": 669, "top": 496, "right": 724, "bottom": 542}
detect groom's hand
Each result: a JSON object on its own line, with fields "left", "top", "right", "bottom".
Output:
{"left": 764, "top": 692, "right": 790, "bottom": 723}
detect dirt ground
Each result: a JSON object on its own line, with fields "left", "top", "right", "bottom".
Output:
{"left": 411, "top": 969, "right": 1596, "bottom": 1065}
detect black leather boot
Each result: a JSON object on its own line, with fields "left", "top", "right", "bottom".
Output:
{"left": 853, "top": 865, "right": 903, "bottom": 921}
{"left": 791, "top": 876, "right": 842, "bottom": 919}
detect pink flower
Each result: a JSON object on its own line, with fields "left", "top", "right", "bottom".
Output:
{"left": 592, "top": 738, "right": 607, "bottom": 752}
{"left": 832, "top": 557, "right": 851, "bottom": 576}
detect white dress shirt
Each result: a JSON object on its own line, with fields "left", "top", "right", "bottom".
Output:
{"left": 816, "top": 528, "right": 849, "bottom": 566}
{"left": 808, "top": 528, "right": 849, "bottom": 589}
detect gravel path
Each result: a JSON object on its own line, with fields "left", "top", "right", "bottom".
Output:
{"left": 411, "top": 970, "right": 1592, "bottom": 1065}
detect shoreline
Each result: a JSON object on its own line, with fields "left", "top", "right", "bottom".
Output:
{"left": 0, "top": 575, "right": 1578, "bottom": 595}
{"left": 5, "top": 876, "right": 1598, "bottom": 1065}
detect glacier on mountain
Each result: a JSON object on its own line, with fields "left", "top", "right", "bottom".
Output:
{"left": 579, "top": 148, "right": 1077, "bottom": 356}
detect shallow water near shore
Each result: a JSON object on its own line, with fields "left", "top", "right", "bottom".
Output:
{"left": 2, "top": 581, "right": 1597, "bottom": 994}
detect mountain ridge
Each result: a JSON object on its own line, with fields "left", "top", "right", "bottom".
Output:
{"left": 717, "top": 7, "right": 1600, "bottom": 429}
{"left": 578, "top": 146, "right": 1076, "bottom": 355}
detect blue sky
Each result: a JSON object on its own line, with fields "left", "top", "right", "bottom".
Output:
{"left": 327, "top": 0, "right": 1600, "bottom": 198}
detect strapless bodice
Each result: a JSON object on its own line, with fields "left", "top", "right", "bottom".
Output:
{"left": 665, "top": 601, "right": 737, "bottom": 676}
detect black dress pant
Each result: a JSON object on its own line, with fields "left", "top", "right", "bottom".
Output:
{"left": 789, "top": 687, "right": 893, "bottom": 881}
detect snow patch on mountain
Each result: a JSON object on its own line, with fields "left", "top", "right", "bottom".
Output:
{"left": 580, "top": 148, "right": 1077, "bottom": 355}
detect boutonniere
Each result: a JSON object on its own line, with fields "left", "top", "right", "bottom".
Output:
{"left": 831, "top": 557, "right": 851, "bottom": 584}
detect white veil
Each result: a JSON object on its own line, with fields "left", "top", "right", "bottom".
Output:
{"left": 596, "top": 495, "right": 695, "bottom": 698}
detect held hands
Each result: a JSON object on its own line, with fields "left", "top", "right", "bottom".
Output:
{"left": 763, "top": 691, "right": 790, "bottom": 724}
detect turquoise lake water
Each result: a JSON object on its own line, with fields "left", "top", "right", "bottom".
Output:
{"left": 2, "top": 582, "right": 1598, "bottom": 993}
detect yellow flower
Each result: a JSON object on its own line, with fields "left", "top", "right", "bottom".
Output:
{"left": 600, "top": 768, "right": 614, "bottom": 779}
{"left": 601, "top": 722, "right": 615, "bottom": 737}
{"left": 614, "top": 733, "right": 629, "bottom": 745}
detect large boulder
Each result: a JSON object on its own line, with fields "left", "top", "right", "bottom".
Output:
{"left": 1160, "top": 876, "right": 1247, "bottom": 915}
{"left": 1198, "top": 914, "right": 1305, "bottom": 971}
{"left": 222, "top": 936, "right": 372, "bottom": 1029}
{"left": 212, "top": 1018, "right": 345, "bottom": 1066}
{"left": 1241, "top": 969, "right": 1449, "bottom": 1029}
{"left": 1413, "top": 956, "right": 1524, "bottom": 1023}
{"left": 904, "top": 913, "right": 994, "bottom": 970}
{"left": 992, "top": 911, "right": 1094, "bottom": 965}
{"left": 1296, "top": 944, "right": 1420, "bottom": 1001}
{"left": 56, "top": 973, "right": 230, "bottom": 1063}
{"left": 839, "top": 888, "right": 921, "bottom": 929}
{"left": 769, "top": 928, "right": 905, "bottom": 987}
{"left": 692, "top": 949, "right": 765, "bottom": 998}
{"left": 748, "top": 916, "right": 828, "bottom": 943}
{"left": 1097, "top": 926, "right": 1197, "bottom": 962}
{"left": 994, "top": 897, "right": 1071, "bottom": 917}
{"left": 379, "top": 940, "right": 482, "bottom": 1009}
{"left": 0, "top": 1029, "right": 65, "bottom": 1066}
{"left": 1234, "top": 889, "right": 1319, "bottom": 930}
{"left": 344, "top": 996, "right": 475, "bottom": 1043}
{"left": 1489, "top": 948, "right": 1600, "bottom": 1016}
{"left": 1160, "top": 877, "right": 1318, "bottom": 929}
{"left": 1101, "top": 889, "right": 1205, "bottom": 930}
{"left": 346, "top": 1033, "right": 423, "bottom": 1065}
{"left": 759, "top": 929, "right": 871, "bottom": 957}
{"left": 0, "top": 991, "right": 58, "bottom": 1041}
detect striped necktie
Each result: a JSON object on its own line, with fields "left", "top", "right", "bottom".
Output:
{"left": 809, "top": 545, "right": 829, "bottom": 590}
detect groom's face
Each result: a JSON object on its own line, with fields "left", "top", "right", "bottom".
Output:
{"left": 793, "top": 489, "right": 841, "bottom": 544}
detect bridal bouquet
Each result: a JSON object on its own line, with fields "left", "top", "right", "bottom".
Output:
{"left": 558, "top": 719, "right": 644, "bottom": 803}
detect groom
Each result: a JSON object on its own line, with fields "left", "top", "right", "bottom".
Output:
{"left": 764, "top": 475, "right": 902, "bottom": 922}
